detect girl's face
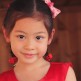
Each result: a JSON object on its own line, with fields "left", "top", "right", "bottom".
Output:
{"left": 5, "top": 18, "right": 54, "bottom": 64}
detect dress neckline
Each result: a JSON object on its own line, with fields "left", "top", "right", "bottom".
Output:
{"left": 39, "top": 62, "right": 52, "bottom": 81}
{"left": 12, "top": 62, "right": 52, "bottom": 81}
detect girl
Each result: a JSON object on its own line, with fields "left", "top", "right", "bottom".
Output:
{"left": 0, "top": 0, "right": 77, "bottom": 81}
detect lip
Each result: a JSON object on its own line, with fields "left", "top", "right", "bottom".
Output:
{"left": 24, "top": 53, "right": 35, "bottom": 58}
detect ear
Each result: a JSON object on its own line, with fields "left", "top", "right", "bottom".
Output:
{"left": 48, "top": 28, "right": 55, "bottom": 45}
{"left": 2, "top": 27, "right": 10, "bottom": 43}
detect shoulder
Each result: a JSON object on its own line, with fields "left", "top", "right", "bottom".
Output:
{"left": 0, "top": 69, "right": 14, "bottom": 80}
{"left": 65, "top": 66, "right": 77, "bottom": 81}
{"left": 50, "top": 62, "right": 72, "bottom": 69}
{"left": 50, "top": 62, "right": 77, "bottom": 81}
{"left": 50, "top": 62, "right": 72, "bottom": 73}
{"left": 49, "top": 62, "right": 73, "bottom": 80}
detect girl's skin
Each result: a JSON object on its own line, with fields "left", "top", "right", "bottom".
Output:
{"left": 3, "top": 17, "right": 55, "bottom": 81}
{"left": 3, "top": 17, "right": 77, "bottom": 81}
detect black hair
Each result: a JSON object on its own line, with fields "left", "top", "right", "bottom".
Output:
{"left": 3, "top": 0, "right": 54, "bottom": 35}
{"left": 3, "top": 0, "right": 54, "bottom": 60}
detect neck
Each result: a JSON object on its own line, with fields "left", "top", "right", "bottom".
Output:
{"left": 14, "top": 58, "right": 47, "bottom": 71}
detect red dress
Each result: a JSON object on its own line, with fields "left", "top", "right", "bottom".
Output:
{"left": 0, "top": 62, "right": 71, "bottom": 81}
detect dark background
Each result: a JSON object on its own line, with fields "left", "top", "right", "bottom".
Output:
{"left": 0, "top": 0, "right": 81, "bottom": 81}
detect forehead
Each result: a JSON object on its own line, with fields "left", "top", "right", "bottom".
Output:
{"left": 12, "top": 18, "right": 48, "bottom": 34}
{"left": 15, "top": 17, "right": 43, "bottom": 26}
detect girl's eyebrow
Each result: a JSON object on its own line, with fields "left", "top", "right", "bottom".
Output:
{"left": 34, "top": 32, "right": 47, "bottom": 34}
{"left": 15, "top": 30, "right": 47, "bottom": 34}
{"left": 15, "top": 30, "right": 27, "bottom": 34}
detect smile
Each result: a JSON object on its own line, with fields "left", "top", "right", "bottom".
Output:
{"left": 24, "top": 53, "right": 35, "bottom": 58}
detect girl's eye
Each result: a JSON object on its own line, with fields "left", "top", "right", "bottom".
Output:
{"left": 36, "top": 36, "right": 44, "bottom": 40}
{"left": 17, "top": 35, "right": 25, "bottom": 39}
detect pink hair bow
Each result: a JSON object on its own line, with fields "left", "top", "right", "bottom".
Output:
{"left": 45, "top": 0, "right": 61, "bottom": 18}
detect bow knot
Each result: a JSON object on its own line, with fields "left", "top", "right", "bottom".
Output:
{"left": 45, "top": 0, "right": 61, "bottom": 18}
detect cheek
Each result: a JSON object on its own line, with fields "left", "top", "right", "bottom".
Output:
{"left": 10, "top": 40, "right": 22, "bottom": 55}
{"left": 10, "top": 44, "right": 18, "bottom": 56}
{"left": 38, "top": 43, "right": 48, "bottom": 57}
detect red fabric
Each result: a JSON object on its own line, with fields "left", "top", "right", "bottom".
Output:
{"left": 0, "top": 62, "right": 71, "bottom": 81}
{"left": 0, "top": 69, "right": 18, "bottom": 81}
{"left": 40, "top": 62, "right": 72, "bottom": 81}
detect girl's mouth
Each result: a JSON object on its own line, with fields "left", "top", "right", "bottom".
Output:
{"left": 24, "top": 54, "right": 35, "bottom": 58}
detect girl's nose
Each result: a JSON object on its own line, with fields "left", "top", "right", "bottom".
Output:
{"left": 24, "top": 39, "right": 35, "bottom": 51}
